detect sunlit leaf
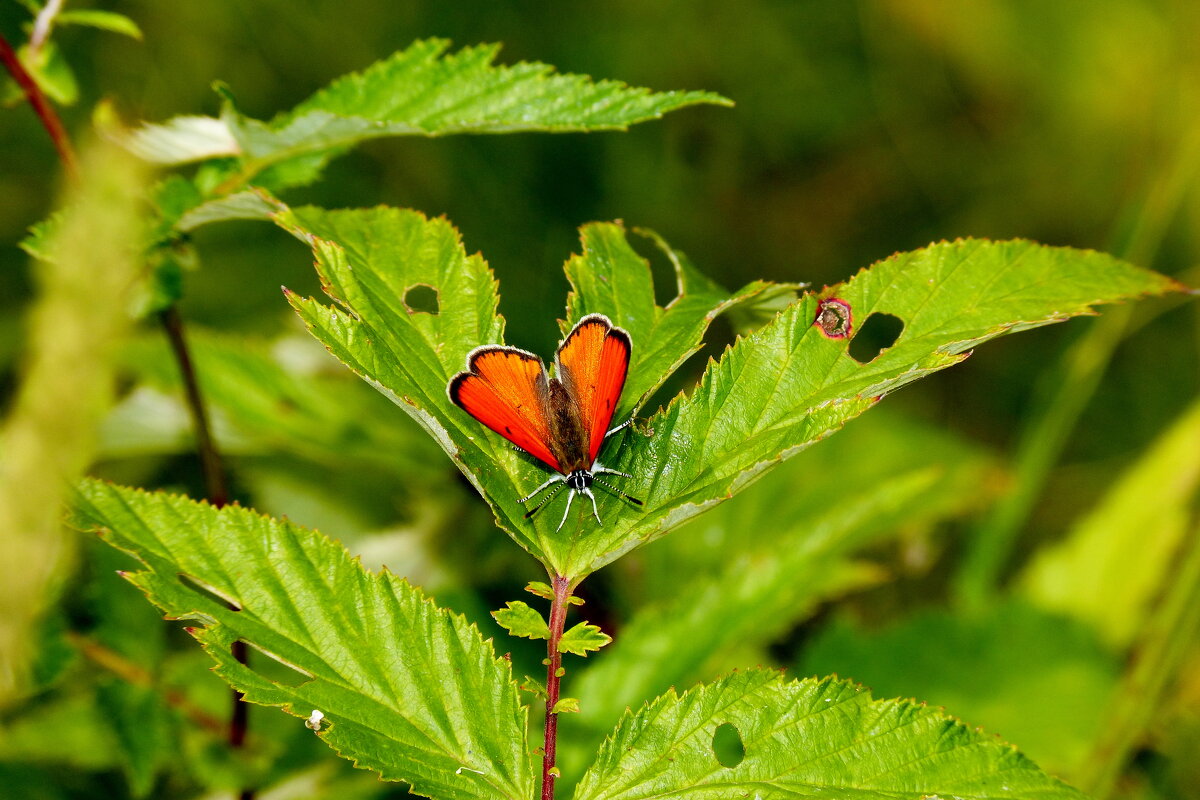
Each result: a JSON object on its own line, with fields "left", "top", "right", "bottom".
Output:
{"left": 70, "top": 480, "right": 535, "bottom": 800}
{"left": 557, "top": 623, "right": 611, "bottom": 657}
{"left": 283, "top": 202, "right": 1178, "bottom": 579}
{"left": 277, "top": 204, "right": 778, "bottom": 574}
{"left": 492, "top": 601, "right": 550, "bottom": 641}
{"left": 574, "top": 670, "right": 1085, "bottom": 800}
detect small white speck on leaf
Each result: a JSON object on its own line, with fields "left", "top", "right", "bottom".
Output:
{"left": 304, "top": 709, "right": 324, "bottom": 731}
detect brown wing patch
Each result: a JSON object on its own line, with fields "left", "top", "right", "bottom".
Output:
{"left": 555, "top": 314, "right": 631, "bottom": 464}
{"left": 449, "top": 346, "right": 561, "bottom": 472}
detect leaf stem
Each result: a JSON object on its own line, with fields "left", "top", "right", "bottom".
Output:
{"left": 0, "top": 33, "right": 78, "bottom": 180}
{"left": 541, "top": 576, "right": 572, "bottom": 800}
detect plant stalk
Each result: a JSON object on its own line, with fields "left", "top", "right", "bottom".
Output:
{"left": 0, "top": 33, "right": 78, "bottom": 180}
{"left": 541, "top": 576, "right": 572, "bottom": 800}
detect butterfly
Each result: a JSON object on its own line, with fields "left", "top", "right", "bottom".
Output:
{"left": 448, "top": 313, "right": 643, "bottom": 530}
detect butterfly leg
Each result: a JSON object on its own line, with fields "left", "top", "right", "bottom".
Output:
{"left": 520, "top": 474, "right": 564, "bottom": 503}
{"left": 593, "top": 462, "right": 633, "bottom": 480}
{"left": 557, "top": 490, "right": 577, "bottom": 532}
{"left": 583, "top": 488, "right": 602, "bottom": 525}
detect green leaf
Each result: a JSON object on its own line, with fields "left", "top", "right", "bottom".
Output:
{"left": 277, "top": 205, "right": 791, "bottom": 574}
{"left": 56, "top": 10, "right": 143, "bottom": 39}
{"left": 561, "top": 238, "right": 1181, "bottom": 577}
{"left": 209, "top": 38, "right": 729, "bottom": 189}
{"left": 1018, "top": 397, "right": 1200, "bottom": 649}
{"left": 562, "top": 225, "right": 798, "bottom": 420}
{"left": 492, "top": 601, "right": 550, "bottom": 640}
{"left": 524, "top": 581, "right": 554, "bottom": 600}
{"left": 552, "top": 697, "right": 580, "bottom": 714}
{"left": 800, "top": 602, "right": 1121, "bottom": 779}
{"left": 70, "top": 480, "right": 534, "bottom": 800}
{"left": 558, "top": 622, "right": 611, "bottom": 656}
{"left": 573, "top": 670, "right": 1086, "bottom": 800}
{"left": 519, "top": 675, "right": 547, "bottom": 700}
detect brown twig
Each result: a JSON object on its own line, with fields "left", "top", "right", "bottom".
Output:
{"left": 0, "top": 33, "right": 78, "bottom": 180}
{"left": 158, "top": 306, "right": 229, "bottom": 508}
{"left": 541, "top": 576, "right": 572, "bottom": 800}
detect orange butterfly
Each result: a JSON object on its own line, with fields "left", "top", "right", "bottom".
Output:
{"left": 449, "top": 313, "right": 642, "bottom": 530}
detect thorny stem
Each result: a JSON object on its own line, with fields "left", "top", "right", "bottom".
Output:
{"left": 0, "top": 33, "right": 78, "bottom": 180}
{"left": 541, "top": 576, "right": 572, "bottom": 800}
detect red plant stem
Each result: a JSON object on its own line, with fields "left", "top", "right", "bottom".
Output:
{"left": 0, "top": 33, "right": 78, "bottom": 181}
{"left": 541, "top": 576, "right": 572, "bottom": 800}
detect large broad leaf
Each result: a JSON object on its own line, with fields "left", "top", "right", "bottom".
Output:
{"left": 126, "top": 38, "right": 729, "bottom": 186}
{"left": 282, "top": 206, "right": 1179, "bottom": 579}
{"left": 70, "top": 480, "right": 534, "bottom": 800}
{"left": 572, "top": 669, "right": 1085, "bottom": 800}
{"left": 563, "top": 411, "right": 998, "bottom": 773}
{"left": 278, "top": 205, "right": 785, "bottom": 575}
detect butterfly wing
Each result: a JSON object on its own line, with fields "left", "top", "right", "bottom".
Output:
{"left": 555, "top": 314, "right": 632, "bottom": 465}
{"left": 449, "top": 346, "right": 563, "bottom": 473}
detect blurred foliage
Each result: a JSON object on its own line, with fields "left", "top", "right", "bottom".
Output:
{"left": 2, "top": 1, "right": 1198, "bottom": 798}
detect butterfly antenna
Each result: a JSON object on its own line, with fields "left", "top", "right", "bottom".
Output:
{"left": 524, "top": 482, "right": 565, "bottom": 519}
{"left": 594, "top": 477, "right": 644, "bottom": 506}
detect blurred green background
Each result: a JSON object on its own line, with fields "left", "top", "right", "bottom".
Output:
{"left": 2, "top": 1, "right": 1198, "bottom": 799}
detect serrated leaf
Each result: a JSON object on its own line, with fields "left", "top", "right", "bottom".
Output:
{"left": 70, "top": 480, "right": 534, "bottom": 800}
{"left": 208, "top": 38, "right": 729, "bottom": 190}
{"left": 56, "top": 10, "right": 143, "bottom": 39}
{"left": 551, "top": 697, "right": 580, "bottom": 714}
{"left": 525, "top": 581, "right": 554, "bottom": 599}
{"left": 560, "top": 238, "right": 1180, "bottom": 577}
{"left": 574, "top": 670, "right": 1085, "bottom": 800}
{"left": 492, "top": 601, "right": 550, "bottom": 641}
{"left": 562, "top": 225, "right": 796, "bottom": 420}
{"left": 799, "top": 601, "right": 1120, "bottom": 778}
{"left": 558, "top": 623, "right": 610, "bottom": 656}
{"left": 1018, "top": 397, "right": 1200, "bottom": 649}
{"left": 276, "top": 205, "right": 792, "bottom": 574}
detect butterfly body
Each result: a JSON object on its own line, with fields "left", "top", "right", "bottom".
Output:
{"left": 449, "top": 314, "right": 642, "bottom": 530}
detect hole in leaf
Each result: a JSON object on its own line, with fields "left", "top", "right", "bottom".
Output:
{"left": 178, "top": 573, "right": 241, "bottom": 610}
{"left": 712, "top": 722, "right": 745, "bottom": 768}
{"left": 814, "top": 298, "right": 852, "bottom": 339}
{"left": 239, "top": 640, "right": 313, "bottom": 687}
{"left": 404, "top": 284, "right": 439, "bottom": 315}
{"left": 848, "top": 312, "right": 904, "bottom": 363}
